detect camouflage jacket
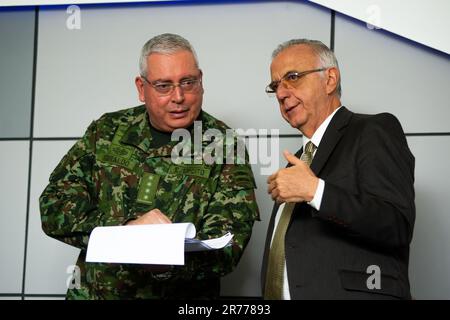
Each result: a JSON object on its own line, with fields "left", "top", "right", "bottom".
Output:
{"left": 39, "top": 105, "right": 260, "bottom": 299}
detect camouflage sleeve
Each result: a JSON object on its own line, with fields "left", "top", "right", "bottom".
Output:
{"left": 174, "top": 162, "right": 260, "bottom": 280}
{"left": 39, "top": 121, "right": 106, "bottom": 249}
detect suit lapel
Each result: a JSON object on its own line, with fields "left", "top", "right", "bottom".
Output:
{"left": 310, "top": 106, "right": 352, "bottom": 176}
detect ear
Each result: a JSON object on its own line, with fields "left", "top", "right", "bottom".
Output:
{"left": 135, "top": 76, "right": 146, "bottom": 102}
{"left": 198, "top": 69, "right": 204, "bottom": 94}
{"left": 325, "top": 67, "right": 339, "bottom": 96}
{"left": 198, "top": 69, "right": 204, "bottom": 84}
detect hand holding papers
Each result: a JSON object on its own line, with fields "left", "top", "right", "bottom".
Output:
{"left": 86, "top": 223, "right": 233, "bottom": 265}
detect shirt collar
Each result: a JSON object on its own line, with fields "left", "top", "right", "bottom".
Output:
{"left": 303, "top": 106, "right": 342, "bottom": 150}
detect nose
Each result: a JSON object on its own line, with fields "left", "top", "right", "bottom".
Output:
{"left": 276, "top": 83, "right": 291, "bottom": 101}
{"left": 171, "top": 85, "right": 185, "bottom": 103}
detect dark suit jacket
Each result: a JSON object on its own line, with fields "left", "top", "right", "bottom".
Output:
{"left": 261, "top": 107, "right": 415, "bottom": 299}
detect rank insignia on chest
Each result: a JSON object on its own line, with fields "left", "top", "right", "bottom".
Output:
{"left": 137, "top": 173, "right": 160, "bottom": 205}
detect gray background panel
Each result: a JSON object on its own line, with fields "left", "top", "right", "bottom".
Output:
{"left": 0, "top": 9, "right": 35, "bottom": 138}
{"left": 0, "top": 141, "right": 28, "bottom": 293}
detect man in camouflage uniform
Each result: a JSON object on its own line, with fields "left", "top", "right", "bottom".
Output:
{"left": 39, "top": 33, "right": 259, "bottom": 299}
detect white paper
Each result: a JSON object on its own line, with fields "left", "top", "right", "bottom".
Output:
{"left": 86, "top": 223, "right": 232, "bottom": 265}
{"left": 185, "top": 232, "right": 234, "bottom": 252}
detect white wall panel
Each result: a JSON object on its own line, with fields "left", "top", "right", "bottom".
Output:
{"left": 25, "top": 141, "right": 80, "bottom": 294}
{"left": 34, "top": 1, "right": 330, "bottom": 137}
{"left": 311, "top": 0, "right": 450, "bottom": 53}
{"left": 407, "top": 136, "right": 450, "bottom": 299}
{"left": 0, "top": 141, "right": 28, "bottom": 293}
{"left": 334, "top": 14, "right": 450, "bottom": 133}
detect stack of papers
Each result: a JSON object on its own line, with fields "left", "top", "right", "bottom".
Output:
{"left": 86, "top": 223, "right": 233, "bottom": 265}
{"left": 185, "top": 232, "right": 233, "bottom": 252}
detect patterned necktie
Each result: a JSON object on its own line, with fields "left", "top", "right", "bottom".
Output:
{"left": 264, "top": 141, "right": 316, "bottom": 299}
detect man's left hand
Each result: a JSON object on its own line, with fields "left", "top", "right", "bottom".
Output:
{"left": 267, "top": 150, "right": 319, "bottom": 203}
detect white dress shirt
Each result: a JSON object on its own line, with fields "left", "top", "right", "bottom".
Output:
{"left": 270, "top": 106, "right": 342, "bottom": 299}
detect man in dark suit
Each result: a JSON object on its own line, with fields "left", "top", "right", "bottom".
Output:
{"left": 261, "top": 39, "right": 415, "bottom": 299}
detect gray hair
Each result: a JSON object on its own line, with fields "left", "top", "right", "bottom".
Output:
{"left": 272, "top": 39, "right": 342, "bottom": 97}
{"left": 139, "top": 33, "right": 199, "bottom": 77}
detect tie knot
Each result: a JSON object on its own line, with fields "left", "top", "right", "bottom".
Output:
{"left": 300, "top": 141, "right": 316, "bottom": 166}
{"left": 305, "top": 141, "right": 316, "bottom": 154}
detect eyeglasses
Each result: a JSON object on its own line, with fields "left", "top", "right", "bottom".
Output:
{"left": 265, "top": 68, "right": 327, "bottom": 96}
{"left": 141, "top": 75, "right": 202, "bottom": 96}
